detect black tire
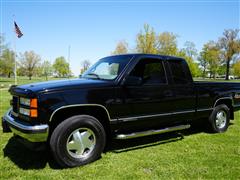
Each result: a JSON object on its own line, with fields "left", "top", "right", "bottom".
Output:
{"left": 50, "top": 115, "right": 106, "bottom": 168}
{"left": 209, "top": 104, "right": 230, "bottom": 133}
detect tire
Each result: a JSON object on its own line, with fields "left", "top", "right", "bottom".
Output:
{"left": 208, "top": 104, "right": 230, "bottom": 133}
{"left": 50, "top": 115, "right": 106, "bottom": 167}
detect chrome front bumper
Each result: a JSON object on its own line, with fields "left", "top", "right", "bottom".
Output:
{"left": 2, "top": 109, "right": 49, "bottom": 142}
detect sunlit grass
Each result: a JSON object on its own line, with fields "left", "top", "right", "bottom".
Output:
{"left": 0, "top": 77, "right": 239, "bottom": 179}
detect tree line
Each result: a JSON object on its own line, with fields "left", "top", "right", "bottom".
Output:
{"left": 0, "top": 36, "right": 72, "bottom": 80}
{"left": 112, "top": 24, "right": 240, "bottom": 79}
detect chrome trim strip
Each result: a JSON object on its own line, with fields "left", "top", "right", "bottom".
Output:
{"left": 115, "top": 124, "right": 191, "bottom": 139}
{"left": 3, "top": 109, "right": 49, "bottom": 142}
{"left": 213, "top": 97, "right": 233, "bottom": 108}
{"left": 118, "top": 110, "right": 195, "bottom": 122}
{"left": 197, "top": 108, "right": 213, "bottom": 112}
{"left": 49, "top": 104, "right": 112, "bottom": 122}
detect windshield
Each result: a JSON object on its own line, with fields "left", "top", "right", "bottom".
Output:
{"left": 82, "top": 55, "right": 133, "bottom": 80}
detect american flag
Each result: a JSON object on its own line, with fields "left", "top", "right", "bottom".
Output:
{"left": 14, "top": 21, "right": 23, "bottom": 38}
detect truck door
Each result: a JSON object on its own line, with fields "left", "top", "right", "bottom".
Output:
{"left": 118, "top": 57, "right": 177, "bottom": 133}
{"left": 166, "top": 59, "right": 196, "bottom": 122}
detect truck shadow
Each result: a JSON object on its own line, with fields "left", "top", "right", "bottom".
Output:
{"left": 3, "top": 121, "right": 230, "bottom": 170}
{"left": 3, "top": 137, "right": 59, "bottom": 169}
{"left": 107, "top": 132, "right": 184, "bottom": 153}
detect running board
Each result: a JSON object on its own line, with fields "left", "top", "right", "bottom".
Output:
{"left": 115, "top": 124, "right": 191, "bottom": 140}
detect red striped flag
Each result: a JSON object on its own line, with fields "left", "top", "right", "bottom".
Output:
{"left": 14, "top": 21, "right": 23, "bottom": 38}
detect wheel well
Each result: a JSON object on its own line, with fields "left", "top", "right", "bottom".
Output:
{"left": 49, "top": 106, "right": 112, "bottom": 139}
{"left": 215, "top": 99, "right": 234, "bottom": 120}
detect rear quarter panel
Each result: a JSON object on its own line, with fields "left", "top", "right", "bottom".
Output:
{"left": 195, "top": 81, "right": 240, "bottom": 118}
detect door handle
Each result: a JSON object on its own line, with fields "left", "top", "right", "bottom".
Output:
{"left": 164, "top": 91, "right": 173, "bottom": 97}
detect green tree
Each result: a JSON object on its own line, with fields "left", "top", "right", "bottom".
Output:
{"left": 0, "top": 35, "right": 13, "bottom": 77}
{"left": 178, "top": 49, "right": 200, "bottom": 77}
{"left": 53, "top": 56, "right": 71, "bottom": 77}
{"left": 41, "top": 60, "right": 53, "bottom": 80}
{"left": 198, "top": 52, "right": 208, "bottom": 78}
{"left": 199, "top": 41, "right": 221, "bottom": 79}
{"left": 157, "top": 32, "right": 178, "bottom": 56}
{"left": 218, "top": 29, "right": 240, "bottom": 80}
{"left": 177, "top": 42, "right": 200, "bottom": 77}
{"left": 233, "top": 59, "right": 240, "bottom": 77}
{"left": 0, "top": 49, "right": 15, "bottom": 77}
{"left": 112, "top": 40, "right": 128, "bottom": 55}
{"left": 136, "top": 24, "right": 157, "bottom": 54}
{"left": 19, "top": 51, "right": 41, "bottom": 80}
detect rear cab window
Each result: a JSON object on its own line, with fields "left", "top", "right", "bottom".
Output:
{"left": 168, "top": 59, "right": 192, "bottom": 85}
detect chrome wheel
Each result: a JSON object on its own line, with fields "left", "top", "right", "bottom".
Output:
{"left": 215, "top": 110, "right": 227, "bottom": 129}
{"left": 66, "top": 128, "right": 96, "bottom": 159}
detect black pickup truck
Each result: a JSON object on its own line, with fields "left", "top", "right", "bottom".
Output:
{"left": 2, "top": 54, "right": 240, "bottom": 167}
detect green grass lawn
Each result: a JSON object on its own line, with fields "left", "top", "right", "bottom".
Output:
{"left": 0, "top": 77, "right": 240, "bottom": 179}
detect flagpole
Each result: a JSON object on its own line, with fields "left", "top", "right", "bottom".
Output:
{"left": 14, "top": 34, "right": 17, "bottom": 85}
{"left": 13, "top": 15, "right": 17, "bottom": 85}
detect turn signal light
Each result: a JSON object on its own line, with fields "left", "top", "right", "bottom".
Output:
{"left": 30, "top": 98, "right": 38, "bottom": 108}
{"left": 30, "top": 109, "right": 38, "bottom": 118}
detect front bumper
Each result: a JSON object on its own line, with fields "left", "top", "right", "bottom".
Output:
{"left": 2, "top": 109, "right": 49, "bottom": 142}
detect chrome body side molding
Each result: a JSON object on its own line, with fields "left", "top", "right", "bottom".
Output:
{"left": 115, "top": 124, "right": 191, "bottom": 139}
{"left": 197, "top": 108, "right": 213, "bottom": 112}
{"left": 118, "top": 110, "right": 195, "bottom": 122}
{"left": 49, "top": 104, "right": 112, "bottom": 122}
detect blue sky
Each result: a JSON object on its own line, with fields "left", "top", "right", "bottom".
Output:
{"left": 1, "top": 0, "right": 239, "bottom": 75}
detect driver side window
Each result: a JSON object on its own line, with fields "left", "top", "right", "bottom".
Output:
{"left": 129, "top": 58, "right": 166, "bottom": 85}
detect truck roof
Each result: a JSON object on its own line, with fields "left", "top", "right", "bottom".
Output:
{"left": 108, "top": 53, "right": 185, "bottom": 61}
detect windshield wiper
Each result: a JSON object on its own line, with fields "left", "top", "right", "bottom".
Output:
{"left": 86, "top": 73, "right": 101, "bottom": 79}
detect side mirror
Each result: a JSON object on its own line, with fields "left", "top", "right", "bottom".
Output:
{"left": 124, "top": 76, "right": 142, "bottom": 86}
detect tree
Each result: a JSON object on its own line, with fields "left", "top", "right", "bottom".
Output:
{"left": 53, "top": 56, "right": 71, "bottom": 77}
{"left": 218, "top": 29, "right": 240, "bottom": 80}
{"left": 0, "top": 49, "right": 15, "bottom": 77}
{"left": 182, "top": 41, "right": 197, "bottom": 58}
{"left": 136, "top": 24, "right": 157, "bottom": 54}
{"left": 41, "top": 60, "right": 53, "bottom": 80}
{"left": 157, "top": 32, "right": 178, "bottom": 56}
{"left": 136, "top": 24, "right": 178, "bottom": 55}
{"left": 199, "top": 41, "right": 221, "bottom": 79}
{"left": 177, "top": 41, "right": 200, "bottom": 77}
{"left": 80, "top": 60, "right": 91, "bottom": 74}
{"left": 0, "top": 34, "right": 14, "bottom": 77}
{"left": 0, "top": 35, "right": 6, "bottom": 55}
{"left": 112, "top": 40, "right": 128, "bottom": 55}
{"left": 198, "top": 51, "right": 208, "bottom": 78}
{"left": 178, "top": 49, "right": 200, "bottom": 77}
{"left": 233, "top": 61, "right": 240, "bottom": 77}
{"left": 19, "top": 51, "right": 41, "bottom": 80}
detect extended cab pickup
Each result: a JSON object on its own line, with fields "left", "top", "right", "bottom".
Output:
{"left": 2, "top": 54, "right": 240, "bottom": 167}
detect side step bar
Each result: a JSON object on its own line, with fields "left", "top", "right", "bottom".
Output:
{"left": 115, "top": 124, "right": 191, "bottom": 140}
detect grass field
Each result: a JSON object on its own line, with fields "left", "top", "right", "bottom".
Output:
{"left": 0, "top": 77, "right": 240, "bottom": 179}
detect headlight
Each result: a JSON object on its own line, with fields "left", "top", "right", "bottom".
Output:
{"left": 19, "top": 98, "right": 38, "bottom": 117}
{"left": 19, "top": 107, "right": 30, "bottom": 116}
{"left": 20, "top": 97, "right": 30, "bottom": 106}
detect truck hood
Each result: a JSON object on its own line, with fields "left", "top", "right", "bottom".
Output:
{"left": 10, "top": 78, "right": 113, "bottom": 96}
